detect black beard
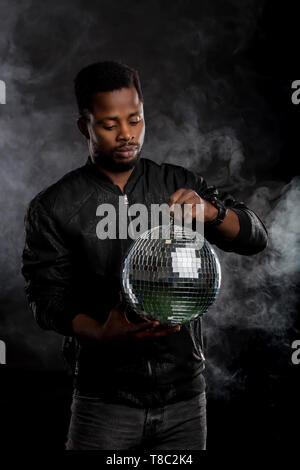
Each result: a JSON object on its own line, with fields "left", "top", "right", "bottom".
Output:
{"left": 93, "top": 148, "right": 142, "bottom": 173}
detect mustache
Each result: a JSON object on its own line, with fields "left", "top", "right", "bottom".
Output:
{"left": 114, "top": 143, "right": 139, "bottom": 151}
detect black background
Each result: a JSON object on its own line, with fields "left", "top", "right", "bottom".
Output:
{"left": 0, "top": 0, "right": 299, "bottom": 450}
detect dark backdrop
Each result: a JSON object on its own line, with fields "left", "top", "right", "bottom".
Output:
{"left": 0, "top": 0, "right": 299, "bottom": 450}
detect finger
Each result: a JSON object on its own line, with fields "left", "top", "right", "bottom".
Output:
{"left": 168, "top": 188, "right": 188, "bottom": 207}
{"left": 110, "top": 300, "right": 127, "bottom": 317}
{"left": 170, "top": 201, "right": 193, "bottom": 224}
{"left": 133, "top": 325, "right": 181, "bottom": 339}
{"left": 112, "top": 300, "right": 123, "bottom": 311}
{"left": 112, "top": 301, "right": 136, "bottom": 325}
{"left": 151, "top": 325, "right": 181, "bottom": 333}
{"left": 123, "top": 306, "right": 154, "bottom": 325}
{"left": 168, "top": 191, "right": 200, "bottom": 222}
{"left": 123, "top": 304, "right": 131, "bottom": 324}
{"left": 171, "top": 191, "right": 200, "bottom": 208}
{"left": 129, "top": 320, "right": 160, "bottom": 333}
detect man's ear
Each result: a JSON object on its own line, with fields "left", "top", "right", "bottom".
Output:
{"left": 77, "top": 117, "right": 90, "bottom": 140}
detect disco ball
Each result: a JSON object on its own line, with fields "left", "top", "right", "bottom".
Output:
{"left": 121, "top": 221, "right": 221, "bottom": 326}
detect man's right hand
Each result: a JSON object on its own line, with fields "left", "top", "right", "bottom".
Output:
{"left": 72, "top": 294, "right": 181, "bottom": 343}
{"left": 100, "top": 299, "right": 181, "bottom": 342}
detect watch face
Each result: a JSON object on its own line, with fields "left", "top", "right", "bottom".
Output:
{"left": 205, "top": 199, "right": 227, "bottom": 226}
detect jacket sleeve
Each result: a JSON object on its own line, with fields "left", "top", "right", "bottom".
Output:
{"left": 21, "top": 197, "right": 78, "bottom": 336}
{"left": 188, "top": 171, "right": 268, "bottom": 256}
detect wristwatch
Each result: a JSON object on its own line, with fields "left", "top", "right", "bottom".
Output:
{"left": 204, "top": 195, "right": 228, "bottom": 227}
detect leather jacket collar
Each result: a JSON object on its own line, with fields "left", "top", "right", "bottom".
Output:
{"left": 83, "top": 154, "right": 145, "bottom": 195}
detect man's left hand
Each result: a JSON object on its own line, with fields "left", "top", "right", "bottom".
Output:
{"left": 168, "top": 188, "right": 218, "bottom": 223}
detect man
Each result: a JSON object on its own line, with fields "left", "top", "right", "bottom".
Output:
{"left": 21, "top": 61, "right": 268, "bottom": 450}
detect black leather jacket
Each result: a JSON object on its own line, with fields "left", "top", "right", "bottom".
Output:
{"left": 21, "top": 155, "right": 268, "bottom": 408}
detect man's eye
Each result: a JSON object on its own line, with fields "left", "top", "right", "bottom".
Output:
{"left": 103, "top": 120, "right": 140, "bottom": 130}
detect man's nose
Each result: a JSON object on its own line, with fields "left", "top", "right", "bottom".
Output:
{"left": 116, "top": 123, "right": 134, "bottom": 142}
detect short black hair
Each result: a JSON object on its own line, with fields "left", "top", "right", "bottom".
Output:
{"left": 74, "top": 61, "right": 143, "bottom": 119}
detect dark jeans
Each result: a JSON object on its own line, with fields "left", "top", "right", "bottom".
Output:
{"left": 65, "top": 390, "right": 207, "bottom": 450}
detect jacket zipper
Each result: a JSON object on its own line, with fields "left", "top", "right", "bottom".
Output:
{"left": 123, "top": 193, "right": 134, "bottom": 239}
{"left": 123, "top": 192, "right": 153, "bottom": 380}
{"left": 147, "top": 359, "right": 153, "bottom": 378}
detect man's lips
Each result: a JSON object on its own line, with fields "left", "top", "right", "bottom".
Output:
{"left": 114, "top": 147, "right": 138, "bottom": 158}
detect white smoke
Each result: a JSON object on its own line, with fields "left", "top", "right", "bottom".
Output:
{"left": 204, "top": 177, "right": 300, "bottom": 398}
{"left": 0, "top": 0, "right": 298, "bottom": 384}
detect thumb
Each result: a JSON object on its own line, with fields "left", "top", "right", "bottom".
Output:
{"left": 110, "top": 298, "right": 132, "bottom": 323}
{"left": 110, "top": 300, "right": 125, "bottom": 316}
